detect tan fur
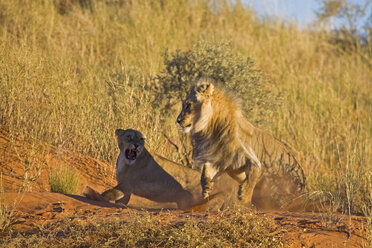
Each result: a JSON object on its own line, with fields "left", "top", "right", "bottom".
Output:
{"left": 101, "top": 129, "right": 194, "bottom": 210}
{"left": 177, "top": 78, "right": 307, "bottom": 207}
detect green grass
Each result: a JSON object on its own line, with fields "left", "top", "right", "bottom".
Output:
{"left": 48, "top": 165, "right": 80, "bottom": 195}
{"left": 0, "top": 0, "right": 370, "bottom": 216}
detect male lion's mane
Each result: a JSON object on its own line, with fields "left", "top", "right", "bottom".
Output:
{"left": 191, "top": 81, "right": 258, "bottom": 171}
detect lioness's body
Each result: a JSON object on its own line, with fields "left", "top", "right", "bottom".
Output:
{"left": 102, "top": 129, "right": 194, "bottom": 209}
{"left": 177, "top": 78, "right": 307, "bottom": 207}
{"left": 152, "top": 154, "right": 201, "bottom": 193}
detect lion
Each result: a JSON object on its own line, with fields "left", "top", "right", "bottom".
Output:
{"left": 101, "top": 129, "right": 195, "bottom": 210}
{"left": 176, "top": 78, "right": 307, "bottom": 208}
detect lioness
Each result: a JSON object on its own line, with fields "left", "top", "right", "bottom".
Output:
{"left": 177, "top": 78, "right": 307, "bottom": 207}
{"left": 101, "top": 129, "right": 194, "bottom": 210}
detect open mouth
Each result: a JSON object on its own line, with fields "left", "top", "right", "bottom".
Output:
{"left": 125, "top": 149, "right": 138, "bottom": 160}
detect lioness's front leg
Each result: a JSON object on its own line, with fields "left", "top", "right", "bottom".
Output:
{"left": 101, "top": 186, "right": 123, "bottom": 202}
{"left": 101, "top": 183, "right": 133, "bottom": 205}
{"left": 238, "top": 164, "right": 261, "bottom": 205}
{"left": 201, "top": 163, "right": 218, "bottom": 199}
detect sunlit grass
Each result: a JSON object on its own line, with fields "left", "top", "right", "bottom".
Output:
{"left": 0, "top": 0, "right": 370, "bottom": 216}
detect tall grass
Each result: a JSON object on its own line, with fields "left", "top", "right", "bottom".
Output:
{"left": 0, "top": 0, "right": 370, "bottom": 214}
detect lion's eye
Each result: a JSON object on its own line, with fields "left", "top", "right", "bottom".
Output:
{"left": 185, "top": 103, "right": 191, "bottom": 110}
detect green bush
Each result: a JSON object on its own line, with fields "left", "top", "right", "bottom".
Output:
{"left": 49, "top": 166, "right": 80, "bottom": 195}
{"left": 155, "top": 41, "right": 281, "bottom": 126}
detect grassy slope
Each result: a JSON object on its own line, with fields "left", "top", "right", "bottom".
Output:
{"left": 0, "top": 0, "right": 370, "bottom": 216}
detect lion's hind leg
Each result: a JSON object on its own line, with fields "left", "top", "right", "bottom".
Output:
{"left": 236, "top": 165, "right": 261, "bottom": 205}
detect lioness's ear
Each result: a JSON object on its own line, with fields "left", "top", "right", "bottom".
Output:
{"left": 115, "top": 129, "right": 126, "bottom": 136}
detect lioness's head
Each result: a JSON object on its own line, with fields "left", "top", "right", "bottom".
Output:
{"left": 177, "top": 78, "right": 214, "bottom": 133}
{"left": 116, "top": 129, "right": 145, "bottom": 165}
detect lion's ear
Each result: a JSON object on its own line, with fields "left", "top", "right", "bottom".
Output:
{"left": 197, "top": 82, "right": 214, "bottom": 97}
{"left": 203, "top": 83, "right": 214, "bottom": 97}
{"left": 115, "top": 129, "right": 126, "bottom": 136}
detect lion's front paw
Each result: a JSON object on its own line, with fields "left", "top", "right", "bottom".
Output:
{"left": 202, "top": 190, "right": 210, "bottom": 199}
{"left": 201, "top": 180, "right": 214, "bottom": 199}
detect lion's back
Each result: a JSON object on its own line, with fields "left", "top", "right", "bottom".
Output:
{"left": 252, "top": 128, "right": 307, "bottom": 193}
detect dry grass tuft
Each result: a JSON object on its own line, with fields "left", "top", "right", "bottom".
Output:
{"left": 0, "top": 176, "right": 18, "bottom": 233}
{"left": 0, "top": 209, "right": 284, "bottom": 247}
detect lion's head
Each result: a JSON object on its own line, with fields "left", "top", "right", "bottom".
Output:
{"left": 176, "top": 78, "right": 260, "bottom": 171}
{"left": 115, "top": 129, "right": 145, "bottom": 166}
{"left": 177, "top": 78, "right": 215, "bottom": 133}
